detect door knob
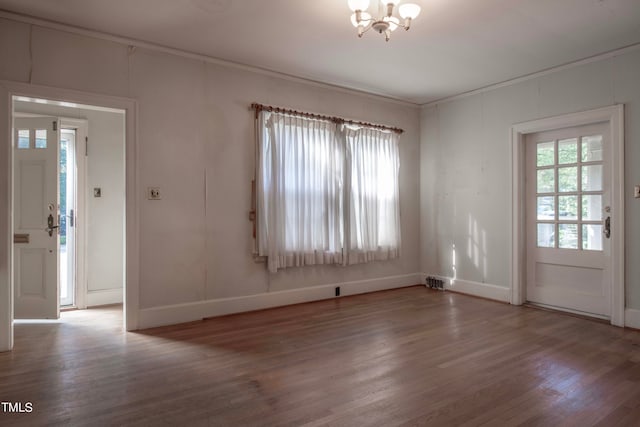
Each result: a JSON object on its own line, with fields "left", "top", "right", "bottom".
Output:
{"left": 46, "top": 213, "right": 59, "bottom": 237}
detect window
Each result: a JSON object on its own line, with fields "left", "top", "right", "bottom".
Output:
{"left": 16, "top": 129, "right": 48, "bottom": 149}
{"left": 35, "top": 129, "right": 47, "bottom": 148}
{"left": 256, "top": 111, "right": 400, "bottom": 272}
{"left": 535, "top": 134, "right": 604, "bottom": 251}
{"left": 344, "top": 126, "right": 401, "bottom": 264}
{"left": 17, "top": 129, "right": 30, "bottom": 149}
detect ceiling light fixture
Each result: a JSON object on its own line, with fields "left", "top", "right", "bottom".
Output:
{"left": 348, "top": 0, "right": 421, "bottom": 42}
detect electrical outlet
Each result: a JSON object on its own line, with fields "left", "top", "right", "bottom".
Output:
{"left": 147, "top": 187, "right": 161, "bottom": 200}
{"left": 635, "top": 185, "right": 640, "bottom": 199}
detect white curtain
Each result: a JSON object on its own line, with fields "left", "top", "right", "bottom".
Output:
{"left": 344, "top": 126, "right": 401, "bottom": 264}
{"left": 257, "top": 111, "right": 343, "bottom": 272}
{"left": 256, "top": 111, "right": 401, "bottom": 272}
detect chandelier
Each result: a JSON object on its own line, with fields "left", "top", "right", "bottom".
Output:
{"left": 348, "top": 0, "right": 421, "bottom": 41}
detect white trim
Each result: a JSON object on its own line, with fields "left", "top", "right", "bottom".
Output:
{"left": 86, "top": 288, "right": 123, "bottom": 307}
{"left": 625, "top": 309, "right": 640, "bottom": 329}
{"left": 3, "top": 10, "right": 640, "bottom": 108}
{"left": 510, "top": 105, "right": 625, "bottom": 326}
{"left": 4, "top": 11, "right": 640, "bottom": 109}
{"left": 0, "top": 84, "right": 12, "bottom": 351}
{"left": 446, "top": 279, "right": 511, "bottom": 303}
{"left": 422, "top": 274, "right": 510, "bottom": 303}
{"left": 527, "top": 301, "right": 610, "bottom": 321}
{"left": 0, "top": 80, "right": 139, "bottom": 352}
{"left": 0, "top": 11, "right": 418, "bottom": 108}
{"left": 138, "top": 273, "right": 422, "bottom": 329}
{"left": 13, "top": 97, "right": 124, "bottom": 114}
{"left": 422, "top": 43, "right": 640, "bottom": 107}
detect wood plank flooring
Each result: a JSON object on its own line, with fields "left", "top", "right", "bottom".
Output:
{"left": 1, "top": 286, "right": 640, "bottom": 426}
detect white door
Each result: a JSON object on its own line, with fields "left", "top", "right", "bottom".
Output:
{"left": 526, "top": 122, "right": 610, "bottom": 317}
{"left": 13, "top": 117, "right": 60, "bottom": 319}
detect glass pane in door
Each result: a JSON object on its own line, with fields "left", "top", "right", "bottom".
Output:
{"left": 558, "top": 195, "right": 578, "bottom": 220}
{"left": 582, "top": 195, "right": 602, "bottom": 221}
{"left": 558, "top": 224, "right": 578, "bottom": 249}
{"left": 59, "top": 129, "right": 76, "bottom": 307}
{"left": 537, "top": 169, "right": 554, "bottom": 193}
{"left": 582, "top": 135, "right": 603, "bottom": 162}
{"left": 582, "top": 224, "right": 603, "bottom": 251}
{"left": 35, "top": 129, "right": 47, "bottom": 148}
{"left": 558, "top": 138, "right": 577, "bottom": 164}
{"left": 537, "top": 141, "right": 555, "bottom": 166}
{"left": 537, "top": 223, "right": 555, "bottom": 248}
{"left": 582, "top": 165, "right": 602, "bottom": 191}
{"left": 537, "top": 196, "right": 555, "bottom": 220}
{"left": 18, "top": 129, "right": 30, "bottom": 149}
{"left": 558, "top": 167, "right": 577, "bottom": 192}
{"left": 535, "top": 132, "right": 604, "bottom": 253}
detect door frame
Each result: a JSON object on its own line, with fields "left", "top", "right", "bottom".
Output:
{"left": 510, "top": 105, "right": 625, "bottom": 326}
{"left": 0, "top": 80, "right": 139, "bottom": 351}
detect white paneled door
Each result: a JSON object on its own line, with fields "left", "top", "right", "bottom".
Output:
{"left": 525, "top": 122, "right": 610, "bottom": 318}
{"left": 13, "top": 117, "right": 60, "bottom": 319}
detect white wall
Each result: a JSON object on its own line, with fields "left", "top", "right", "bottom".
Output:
{"left": 0, "top": 17, "right": 421, "bottom": 325}
{"left": 84, "top": 110, "right": 125, "bottom": 296}
{"left": 13, "top": 101, "right": 125, "bottom": 302}
{"left": 420, "top": 48, "right": 640, "bottom": 310}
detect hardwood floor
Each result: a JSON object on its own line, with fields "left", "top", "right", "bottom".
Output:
{"left": 1, "top": 286, "right": 640, "bottom": 426}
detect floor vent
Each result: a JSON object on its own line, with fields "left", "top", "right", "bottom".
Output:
{"left": 426, "top": 276, "right": 445, "bottom": 290}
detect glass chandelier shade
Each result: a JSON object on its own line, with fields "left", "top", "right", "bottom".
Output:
{"left": 348, "top": 0, "right": 421, "bottom": 41}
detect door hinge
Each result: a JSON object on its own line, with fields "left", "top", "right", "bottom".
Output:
{"left": 85, "top": 136, "right": 88, "bottom": 156}
{"left": 53, "top": 121, "right": 57, "bottom": 131}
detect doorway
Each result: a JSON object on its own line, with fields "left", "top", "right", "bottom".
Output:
{"left": 511, "top": 105, "right": 625, "bottom": 326}
{"left": 12, "top": 98, "right": 124, "bottom": 320}
{"left": 0, "top": 81, "right": 139, "bottom": 352}
{"left": 525, "top": 122, "right": 609, "bottom": 318}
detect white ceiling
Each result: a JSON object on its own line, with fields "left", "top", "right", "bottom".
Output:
{"left": 1, "top": 0, "right": 640, "bottom": 104}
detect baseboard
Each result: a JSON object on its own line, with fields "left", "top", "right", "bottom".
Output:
{"left": 625, "top": 308, "right": 640, "bottom": 329}
{"left": 138, "top": 273, "right": 423, "bottom": 329}
{"left": 422, "top": 273, "right": 511, "bottom": 303}
{"left": 87, "top": 288, "right": 123, "bottom": 307}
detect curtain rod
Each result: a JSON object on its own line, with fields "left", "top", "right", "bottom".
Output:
{"left": 250, "top": 103, "right": 404, "bottom": 134}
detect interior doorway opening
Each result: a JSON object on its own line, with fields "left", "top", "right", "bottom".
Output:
{"left": 12, "top": 96, "right": 126, "bottom": 320}
{"left": 1, "top": 82, "right": 138, "bottom": 352}
{"left": 510, "top": 105, "right": 625, "bottom": 326}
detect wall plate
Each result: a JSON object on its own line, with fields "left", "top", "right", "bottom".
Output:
{"left": 147, "top": 187, "right": 161, "bottom": 200}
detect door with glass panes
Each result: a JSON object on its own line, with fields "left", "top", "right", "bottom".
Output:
{"left": 13, "top": 117, "right": 60, "bottom": 319}
{"left": 525, "top": 122, "right": 610, "bottom": 317}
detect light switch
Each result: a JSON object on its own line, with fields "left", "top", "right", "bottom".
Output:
{"left": 635, "top": 185, "right": 640, "bottom": 199}
{"left": 94, "top": 188, "right": 102, "bottom": 198}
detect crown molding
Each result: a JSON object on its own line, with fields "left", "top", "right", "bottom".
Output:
{"left": 421, "top": 42, "right": 640, "bottom": 108}
{"left": 0, "top": 9, "right": 420, "bottom": 108}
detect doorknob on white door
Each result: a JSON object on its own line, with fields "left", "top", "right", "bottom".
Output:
{"left": 45, "top": 213, "right": 59, "bottom": 237}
